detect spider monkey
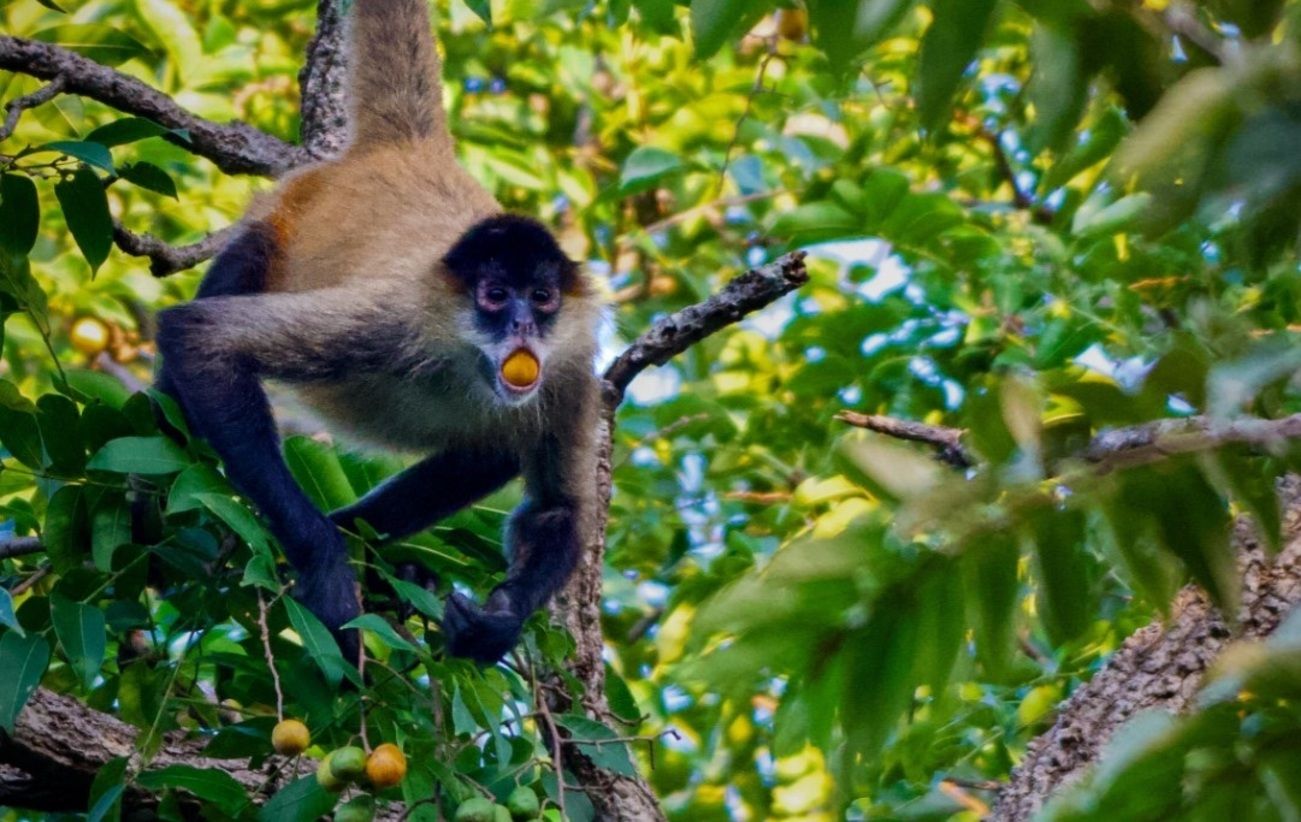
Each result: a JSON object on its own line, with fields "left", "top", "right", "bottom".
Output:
{"left": 154, "top": 0, "right": 602, "bottom": 665}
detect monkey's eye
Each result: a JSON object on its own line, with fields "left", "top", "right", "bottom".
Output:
{"left": 480, "top": 285, "right": 509, "bottom": 307}
{"left": 531, "top": 288, "right": 553, "bottom": 305}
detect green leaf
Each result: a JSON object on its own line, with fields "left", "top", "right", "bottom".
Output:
{"left": 0, "top": 380, "right": 44, "bottom": 470}
{"left": 284, "top": 436, "right": 357, "bottom": 512}
{"left": 690, "top": 0, "right": 751, "bottom": 59}
{"left": 462, "top": 0, "right": 491, "bottom": 25}
{"left": 838, "top": 432, "right": 943, "bottom": 503}
{"left": 283, "top": 597, "right": 354, "bottom": 687}
{"left": 37, "top": 393, "right": 85, "bottom": 475}
{"left": 341, "top": 613, "right": 418, "bottom": 653}
{"left": 635, "top": 0, "right": 678, "bottom": 33}
{"left": 44, "top": 484, "right": 88, "bottom": 574}
{"left": 65, "top": 369, "right": 132, "bottom": 408}
{"left": 88, "top": 435, "right": 190, "bottom": 474}
{"left": 1096, "top": 502, "right": 1179, "bottom": 613}
{"left": 841, "top": 594, "right": 919, "bottom": 758}
{"left": 619, "top": 147, "right": 684, "bottom": 194}
{"left": 0, "top": 631, "right": 51, "bottom": 734}
{"left": 960, "top": 533, "right": 1019, "bottom": 675}
{"left": 808, "top": 0, "right": 914, "bottom": 72}
{"left": 88, "top": 757, "right": 128, "bottom": 822}
{"left": 166, "top": 464, "right": 229, "bottom": 514}
{"left": 38, "top": 141, "right": 115, "bottom": 173}
{"left": 54, "top": 166, "right": 114, "bottom": 274}
{"left": 195, "top": 493, "right": 272, "bottom": 553}
{"left": 556, "top": 714, "right": 638, "bottom": 776}
{"left": 0, "top": 589, "right": 21, "bottom": 636}
{"left": 30, "top": 25, "right": 152, "bottom": 66}
{"left": 118, "top": 162, "right": 178, "bottom": 199}
{"left": 1026, "top": 23, "right": 1087, "bottom": 153}
{"left": 35, "top": 0, "right": 67, "bottom": 11}
{"left": 0, "top": 173, "right": 41, "bottom": 258}
{"left": 137, "top": 765, "right": 248, "bottom": 814}
{"left": 915, "top": 0, "right": 999, "bottom": 131}
{"left": 604, "top": 664, "right": 641, "bottom": 722}
{"left": 260, "top": 775, "right": 338, "bottom": 822}
{"left": 86, "top": 118, "right": 171, "bottom": 147}
{"left": 770, "top": 201, "right": 862, "bottom": 244}
{"left": 131, "top": 0, "right": 203, "bottom": 84}
{"left": 91, "top": 497, "right": 132, "bottom": 572}
{"left": 380, "top": 570, "right": 444, "bottom": 619}
{"left": 1025, "top": 508, "right": 1093, "bottom": 646}
{"left": 50, "top": 593, "right": 107, "bottom": 690}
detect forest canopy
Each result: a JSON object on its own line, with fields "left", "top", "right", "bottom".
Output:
{"left": 2, "top": 0, "right": 1301, "bottom": 820}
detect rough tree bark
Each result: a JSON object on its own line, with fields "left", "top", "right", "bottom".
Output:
{"left": 993, "top": 476, "right": 1301, "bottom": 820}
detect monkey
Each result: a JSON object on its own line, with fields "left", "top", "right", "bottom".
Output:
{"left": 153, "top": 0, "right": 602, "bottom": 665}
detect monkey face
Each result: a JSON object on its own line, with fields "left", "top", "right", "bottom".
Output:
{"left": 442, "top": 214, "right": 579, "bottom": 405}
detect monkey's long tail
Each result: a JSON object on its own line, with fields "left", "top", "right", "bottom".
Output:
{"left": 348, "top": 0, "right": 447, "bottom": 150}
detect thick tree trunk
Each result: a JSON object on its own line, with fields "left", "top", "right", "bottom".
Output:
{"left": 994, "top": 476, "right": 1301, "bottom": 820}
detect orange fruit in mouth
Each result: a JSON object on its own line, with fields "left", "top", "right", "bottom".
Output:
{"left": 501, "top": 349, "right": 540, "bottom": 387}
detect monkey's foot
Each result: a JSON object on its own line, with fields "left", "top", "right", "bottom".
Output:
{"left": 442, "top": 592, "right": 522, "bottom": 664}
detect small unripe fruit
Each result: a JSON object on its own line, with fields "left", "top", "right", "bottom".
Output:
{"left": 272, "top": 718, "right": 310, "bottom": 755}
{"left": 501, "top": 349, "right": 540, "bottom": 388}
{"left": 506, "top": 786, "right": 540, "bottom": 820}
{"left": 365, "top": 743, "right": 407, "bottom": 789}
{"left": 329, "top": 746, "right": 368, "bottom": 782}
{"left": 69, "top": 316, "right": 110, "bottom": 356}
{"left": 316, "top": 753, "right": 346, "bottom": 793}
{"left": 454, "top": 797, "right": 496, "bottom": 822}
{"left": 334, "top": 795, "right": 375, "bottom": 822}
{"left": 493, "top": 805, "right": 511, "bottom": 822}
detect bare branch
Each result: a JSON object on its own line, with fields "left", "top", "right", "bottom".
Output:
{"left": 0, "top": 36, "right": 305, "bottom": 176}
{"left": 0, "top": 76, "right": 65, "bottom": 143}
{"left": 298, "top": 0, "right": 350, "bottom": 159}
{"left": 1082, "top": 413, "right": 1301, "bottom": 469}
{"left": 0, "top": 536, "right": 42, "bottom": 560}
{"left": 835, "top": 411, "right": 973, "bottom": 468}
{"left": 112, "top": 222, "right": 234, "bottom": 277}
{"left": 602, "top": 251, "right": 809, "bottom": 403}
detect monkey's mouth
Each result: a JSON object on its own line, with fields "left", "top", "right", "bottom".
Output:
{"left": 498, "top": 347, "right": 541, "bottom": 396}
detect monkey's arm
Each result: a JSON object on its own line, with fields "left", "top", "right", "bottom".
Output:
{"left": 443, "top": 376, "right": 600, "bottom": 664}
{"left": 156, "top": 287, "right": 410, "bottom": 661}
{"left": 331, "top": 449, "right": 520, "bottom": 540}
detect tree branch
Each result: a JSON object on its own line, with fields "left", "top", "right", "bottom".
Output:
{"left": 297, "top": 0, "right": 350, "bottom": 159}
{"left": 0, "top": 76, "right": 65, "bottom": 143}
{"left": 544, "top": 250, "right": 809, "bottom": 821}
{"left": 603, "top": 251, "right": 809, "bottom": 403}
{"left": 0, "top": 536, "right": 42, "bottom": 561}
{"left": 112, "top": 222, "right": 236, "bottom": 277}
{"left": 994, "top": 476, "right": 1301, "bottom": 820}
{"left": 835, "top": 411, "right": 972, "bottom": 468}
{"left": 0, "top": 36, "right": 305, "bottom": 176}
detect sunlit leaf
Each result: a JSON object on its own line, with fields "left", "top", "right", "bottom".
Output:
{"left": 54, "top": 166, "right": 114, "bottom": 274}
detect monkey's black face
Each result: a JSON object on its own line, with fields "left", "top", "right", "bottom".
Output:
{"left": 443, "top": 214, "right": 578, "bottom": 404}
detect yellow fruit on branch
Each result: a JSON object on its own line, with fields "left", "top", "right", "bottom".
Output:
{"left": 272, "top": 718, "right": 310, "bottom": 756}
{"left": 365, "top": 742, "right": 408, "bottom": 790}
{"left": 69, "top": 316, "right": 110, "bottom": 356}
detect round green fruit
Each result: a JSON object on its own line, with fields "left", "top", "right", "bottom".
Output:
{"left": 454, "top": 797, "right": 497, "bottom": 822}
{"left": 506, "top": 786, "right": 540, "bottom": 820}
{"left": 329, "top": 746, "right": 368, "bottom": 782}
{"left": 493, "top": 805, "right": 511, "bottom": 822}
{"left": 315, "top": 754, "right": 345, "bottom": 793}
{"left": 334, "top": 795, "right": 375, "bottom": 822}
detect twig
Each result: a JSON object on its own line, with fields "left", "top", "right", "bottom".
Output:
{"left": 718, "top": 44, "right": 778, "bottom": 188}
{"left": 835, "top": 411, "right": 973, "bottom": 469}
{"left": 602, "top": 251, "right": 809, "bottom": 403}
{"left": 112, "top": 223, "right": 235, "bottom": 277}
{"left": 0, "top": 76, "right": 66, "bottom": 143}
{"left": 9, "top": 563, "right": 50, "bottom": 596}
{"left": 0, "top": 36, "right": 304, "bottom": 176}
{"left": 1082, "top": 413, "right": 1301, "bottom": 471}
{"left": 0, "top": 536, "right": 43, "bottom": 561}
{"left": 256, "top": 591, "right": 285, "bottom": 721}
{"left": 525, "top": 655, "right": 566, "bottom": 817}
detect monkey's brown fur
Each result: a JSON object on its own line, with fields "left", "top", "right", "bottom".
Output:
{"left": 156, "top": 0, "right": 604, "bottom": 663}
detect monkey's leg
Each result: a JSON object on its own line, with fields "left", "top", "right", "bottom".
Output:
{"left": 443, "top": 494, "right": 583, "bottom": 664}
{"left": 331, "top": 448, "right": 519, "bottom": 541}
{"left": 156, "top": 289, "right": 405, "bottom": 662}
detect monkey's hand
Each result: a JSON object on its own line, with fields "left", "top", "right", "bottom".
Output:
{"left": 442, "top": 590, "right": 523, "bottom": 664}
{"left": 295, "top": 559, "right": 363, "bottom": 664}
